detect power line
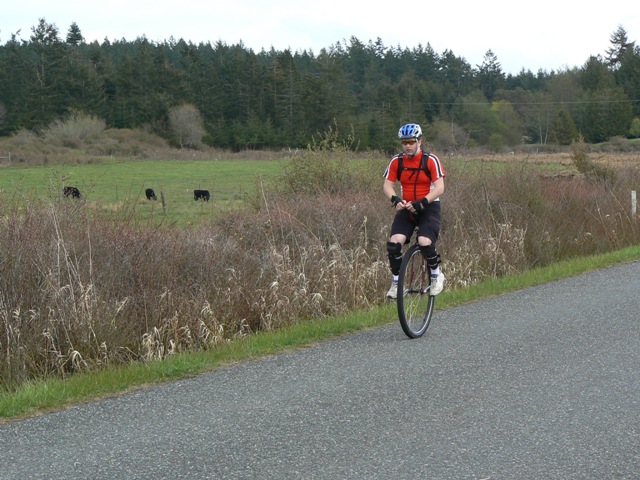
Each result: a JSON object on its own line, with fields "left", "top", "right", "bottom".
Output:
{"left": 425, "top": 98, "right": 640, "bottom": 106}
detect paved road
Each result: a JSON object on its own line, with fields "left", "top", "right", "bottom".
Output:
{"left": 1, "top": 262, "right": 640, "bottom": 479}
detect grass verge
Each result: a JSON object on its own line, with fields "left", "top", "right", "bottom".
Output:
{"left": 2, "top": 244, "right": 639, "bottom": 422}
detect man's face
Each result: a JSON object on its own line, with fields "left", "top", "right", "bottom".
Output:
{"left": 401, "top": 138, "right": 421, "bottom": 156}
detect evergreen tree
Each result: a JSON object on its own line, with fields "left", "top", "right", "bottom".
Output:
{"left": 616, "top": 45, "right": 640, "bottom": 116}
{"left": 580, "top": 55, "right": 614, "bottom": 92}
{"left": 476, "top": 49, "right": 504, "bottom": 101}
{"left": 578, "top": 87, "right": 633, "bottom": 142}
{"left": 0, "top": 28, "right": 638, "bottom": 148}
{"left": 438, "top": 49, "right": 473, "bottom": 96}
{"left": 605, "top": 25, "right": 635, "bottom": 70}
{"left": 0, "top": 33, "right": 30, "bottom": 133}
{"left": 59, "top": 23, "right": 105, "bottom": 116}
{"left": 66, "top": 22, "right": 84, "bottom": 46}
{"left": 22, "top": 18, "right": 67, "bottom": 128}
{"left": 551, "top": 108, "right": 578, "bottom": 145}
{"left": 545, "top": 70, "right": 583, "bottom": 142}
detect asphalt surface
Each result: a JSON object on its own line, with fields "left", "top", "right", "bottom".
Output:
{"left": 1, "top": 261, "right": 639, "bottom": 479}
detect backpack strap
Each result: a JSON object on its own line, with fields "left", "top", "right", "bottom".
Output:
{"left": 396, "top": 152, "right": 432, "bottom": 181}
{"left": 421, "top": 152, "right": 432, "bottom": 181}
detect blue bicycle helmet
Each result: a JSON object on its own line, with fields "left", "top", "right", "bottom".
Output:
{"left": 398, "top": 123, "right": 422, "bottom": 140}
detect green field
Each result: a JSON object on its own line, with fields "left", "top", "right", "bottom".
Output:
{"left": 0, "top": 158, "right": 287, "bottom": 224}
{"left": 0, "top": 154, "right": 577, "bottom": 226}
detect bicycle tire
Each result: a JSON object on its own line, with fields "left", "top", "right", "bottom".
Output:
{"left": 397, "top": 244, "right": 435, "bottom": 338}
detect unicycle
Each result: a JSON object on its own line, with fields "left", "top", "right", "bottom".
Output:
{"left": 397, "top": 243, "right": 435, "bottom": 338}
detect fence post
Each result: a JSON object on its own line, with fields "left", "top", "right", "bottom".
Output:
{"left": 632, "top": 190, "right": 637, "bottom": 218}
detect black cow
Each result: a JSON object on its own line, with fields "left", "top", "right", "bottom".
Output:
{"left": 194, "top": 189, "right": 210, "bottom": 201}
{"left": 145, "top": 188, "right": 157, "bottom": 200}
{"left": 63, "top": 186, "right": 81, "bottom": 198}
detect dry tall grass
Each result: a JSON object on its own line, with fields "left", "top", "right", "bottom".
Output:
{"left": 1, "top": 148, "right": 640, "bottom": 390}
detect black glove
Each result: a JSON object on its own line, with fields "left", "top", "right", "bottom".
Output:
{"left": 411, "top": 197, "right": 429, "bottom": 212}
{"left": 390, "top": 195, "right": 402, "bottom": 207}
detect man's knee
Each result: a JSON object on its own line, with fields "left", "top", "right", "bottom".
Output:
{"left": 419, "top": 244, "right": 441, "bottom": 269}
{"left": 387, "top": 241, "right": 402, "bottom": 260}
{"left": 387, "top": 241, "right": 402, "bottom": 254}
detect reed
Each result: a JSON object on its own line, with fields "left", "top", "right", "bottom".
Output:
{"left": 1, "top": 145, "right": 639, "bottom": 391}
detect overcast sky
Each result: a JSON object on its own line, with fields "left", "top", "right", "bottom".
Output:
{"left": 3, "top": 0, "right": 639, "bottom": 75}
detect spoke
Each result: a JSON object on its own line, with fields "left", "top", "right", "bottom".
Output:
{"left": 397, "top": 244, "right": 435, "bottom": 338}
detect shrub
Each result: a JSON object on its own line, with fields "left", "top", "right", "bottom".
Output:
{"left": 571, "top": 134, "right": 615, "bottom": 184}
{"left": 279, "top": 121, "right": 361, "bottom": 195}
{"left": 630, "top": 117, "right": 640, "bottom": 138}
{"left": 42, "top": 111, "right": 106, "bottom": 147}
{"left": 9, "top": 128, "right": 39, "bottom": 146}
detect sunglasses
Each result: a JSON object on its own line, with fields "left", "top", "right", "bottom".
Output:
{"left": 401, "top": 140, "right": 417, "bottom": 145}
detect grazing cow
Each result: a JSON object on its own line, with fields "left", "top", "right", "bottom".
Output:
{"left": 145, "top": 188, "right": 157, "bottom": 200}
{"left": 194, "top": 189, "right": 210, "bottom": 201}
{"left": 63, "top": 186, "right": 81, "bottom": 198}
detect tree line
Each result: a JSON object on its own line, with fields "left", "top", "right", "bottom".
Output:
{"left": 1, "top": 19, "right": 639, "bottom": 151}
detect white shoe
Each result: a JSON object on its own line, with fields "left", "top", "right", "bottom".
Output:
{"left": 430, "top": 273, "right": 445, "bottom": 296}
{"left": 386, "top": 281, "right": 398, "bottom": 299}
